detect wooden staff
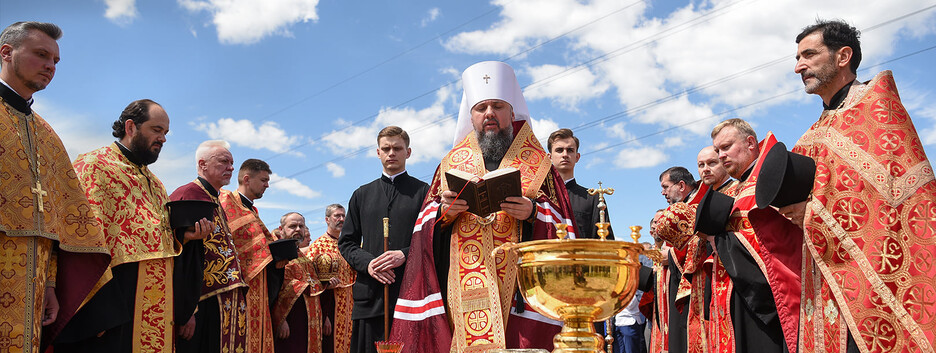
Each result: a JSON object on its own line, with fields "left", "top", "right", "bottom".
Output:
{"left": 383, "top": 217, "right": 390, "bottom": 341}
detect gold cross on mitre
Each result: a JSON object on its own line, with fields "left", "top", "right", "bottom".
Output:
{"left": 31, "top": 180, "right": 47, "bottom": 213}
{"left": 483, "top": 74, "right": 491, "bottom": 84}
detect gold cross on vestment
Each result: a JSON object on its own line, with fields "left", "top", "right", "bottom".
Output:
{"left": 31, "top": 180, "right": 47, "bottom": 213}
{"left": 483, "top": 74, "right": 491, "bottom": 84}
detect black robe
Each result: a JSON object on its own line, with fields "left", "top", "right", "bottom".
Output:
{"left": 712, "top": 167, "right": 787, "bottom": 353}
{"left": 565, "top": 178, "right": 614, "bottom": 240}
{"left": 337, "top": 172, "right": 429, "bottom": 351}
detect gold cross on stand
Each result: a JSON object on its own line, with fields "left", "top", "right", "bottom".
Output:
{"left": 31, "top": 180, "right": 47, "bottom": 213}
{"left": 587, "top": 181, "right": 614, "bottom": 240}
{"left": 482, "top": 74, "right": 491, "bottom": 84}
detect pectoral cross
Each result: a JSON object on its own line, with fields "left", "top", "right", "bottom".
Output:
{"left": 31, "top": 180, "right": 47, "bottom": 213}
{"left": 483, "top": 74, "right": 491, "bottom": 84}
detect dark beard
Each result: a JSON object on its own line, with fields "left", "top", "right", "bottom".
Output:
{"left": 130, "top": 133, "right": 160, "bottom": 165}
{"left": 477, "top": 124, "right": 513, "bottom": 167}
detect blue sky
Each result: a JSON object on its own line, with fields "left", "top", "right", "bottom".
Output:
{"left": 3, "top": 0, "right": 935, "bottom": 244}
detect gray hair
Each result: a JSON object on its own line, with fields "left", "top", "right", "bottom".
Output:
{"left": 279, "top": 212, "right": 304, "bottom": 227}
{"left": 1, "top": 22, "right": 62, "bottom": 48}
{"left": 194, "top": 140, "right": 230, "bottom": 165}
{"left": 325, "top": 204, "right": 345, "bottom": 217}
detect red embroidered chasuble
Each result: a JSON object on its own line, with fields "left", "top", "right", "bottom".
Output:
{"left": 309, "top": 234, "right": 355, "bottom": 353}
{"left": 391, "top": 120, "right": 577, "bottom": 353}
{"left": 792, "top": 71, "right": 936, "bottom": 353}
{"left": 0, "top": 98, "right": 111, "bottom": 352}
{"left": 73, "top": 143, "right": 181, "bottom": 353}
{"left": 272, "top": 248, "right": 325, "bottom": 353}
{"left": 710, "top": 133, "right": 803, "bottom": 353}
{"left": 219, "top": 189, "right": 275, "bottom": 353}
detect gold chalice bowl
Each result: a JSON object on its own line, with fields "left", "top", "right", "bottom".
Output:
{"left": 507, "top": 224, "right": 644, "bottom": 353}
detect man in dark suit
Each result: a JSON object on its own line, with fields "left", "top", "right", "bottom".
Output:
{"left": 547, "top": 128, "right": 613, "bottom": 240}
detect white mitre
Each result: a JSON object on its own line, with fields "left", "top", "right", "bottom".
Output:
{"left": 452, "top": 61, "right": 531, "bottom": 146}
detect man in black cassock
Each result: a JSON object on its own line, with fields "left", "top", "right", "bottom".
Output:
{"left": 546, "top": 128, "right": 614, "bottom": 240}
{"left": 337, "top": 126, "right": 429, "bottom": 353}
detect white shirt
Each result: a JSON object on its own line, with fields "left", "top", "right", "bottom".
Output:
{"left": 383, "top": 170, "right": 406, "bottom": 182}
{"left": 614, "top": 255, "right": 652, "bottom": 326}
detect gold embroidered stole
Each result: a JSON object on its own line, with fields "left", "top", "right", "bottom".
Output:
{"left": 192, "top": 180, "right": 246, "bottom": 300}
{"left": 0, "top": 233, "right": 53, "bottom": 353}
{"left": 793, "top": 71, "right": 936, "bottom": 353}
{"left": 438, "top": 122, "right": 552, "bottom": 352}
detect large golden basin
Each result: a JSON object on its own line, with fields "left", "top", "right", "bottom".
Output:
{"left": 511, "top": 238, "right": 643, "bottom": 352}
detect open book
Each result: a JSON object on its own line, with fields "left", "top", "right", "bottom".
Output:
{"left": 445, "top": 167, "right": 522, "bottom": 217}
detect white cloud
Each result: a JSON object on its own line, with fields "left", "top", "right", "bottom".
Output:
{"left": 193, "top": 118, "right": 304, "bottom": 155}
{"left": 443, "top": 0, "right": 936, "bottom": 140}
{"left": 524, "top": 64, "right": 610, "bottom": 110}
{"left": 613, "top": 147, "right": 667, "bottom": 169}
{"left": 178, "top": 0, "right": 320, "bottom": 44}
{"left": 269, "top": 173, "right": 321, "bottom": 199}
{"left": 607, "top": 122, "right": 635, "bottom": 141}
{"left": 31, "top": 102, "right": 112, "bottom": 162}
{"left": 421, "top": 8, "right": 441, "bottom": 27}
{"left": 103, "top": 0, "right": 138, "bottom": 25}
{"left": 321, "top": 85, "right": 457, "bottom": 165}
{"left": 325, "top": 162, "right": 345, "bottom": 178}
{"left": 530, "top": 117, "right": 559, "bottom": 147}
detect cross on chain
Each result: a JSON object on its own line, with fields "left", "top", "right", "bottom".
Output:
{"left": 31, "top": 180, "right": 46, "bottom": 213}
{"left": 482, "top": 74, "right": 491, "bottom": 84}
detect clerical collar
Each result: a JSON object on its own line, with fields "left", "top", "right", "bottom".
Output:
{"left": 115, "top": 141, "right": 144, "bottom": 166}
{"left": 382, "top": 170, "right": 407, "bottom": 182}
{"left": 238, "top": 191, "right": 254, "bottom": 209}
{"left": 0, "top": 80, "right": 32, "bottom": 115}
{"left": 197, "top": 177, "right": 220, "bottom": 198}
{"left": 715, "top": 178, "right": 733, "bottom": 192}
{"left": 738, "top": 159, "right": 757, "bottom": 182}
{"left": 823, "top": 80, "right": 855, "bottom": 110}
{"left": 564, "top": 177, "right": 575, "bottom": 185}
{"left": 681, "top": 189, "right": 695, "bottom": 203}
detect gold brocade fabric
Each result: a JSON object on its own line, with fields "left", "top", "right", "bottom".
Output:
{"left": 438, "top": 122, "right": 552, "bottom": 352}
{"left": 0, "top": 98, "right": 110, "bottom": 352}
{"left": 132, "top": 258, "right": 174, "bottom": 353}
{"left": 793, "top": 71, "right": 936, "bottom": 353}
{"left": 72, "top": 143, "right": 180, "bottom": 353}
{"left": 181, "top": 180, "right": 246, "bottom": 301}
{"left": 0, "top": 233, "right": 52, "bottom": 353}
{"left": 0, "top": 100, "right": 108, "bottom": 253}
{"left": 72, "top": 143, "right": 180, "bottom": 266}
{"left": 272, "top": 250, "right": 324, "bottom": 353}
{"left": 649, "top": 264, "right": 669, "bottom": 353}
{"left": 219, "top": 189, "right": 275, "bottom": 353}
{"left": 308, "top": 235, "right": 355, "bottom": 353}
